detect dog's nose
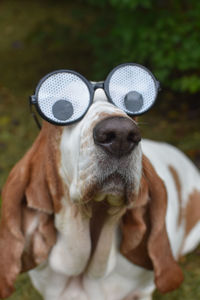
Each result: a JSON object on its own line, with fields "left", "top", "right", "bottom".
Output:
{"left": 93, "top": 117, "right": 141, "bottom": 158}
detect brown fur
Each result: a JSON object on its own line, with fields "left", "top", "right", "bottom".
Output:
{"left": 120, "top": 155, "right": 184, "bottom": 293}
{"left": 185, "top": 189, "right": 200, "bottom": 236}
{"left": 87, "top": 199, "right": 126, "bottom": 276}
{"left": 21, "top": 205, "right": 56, "bottom": 271}
{"left": 168, "top": 165, "right": 183, "bottom": 225}
{"left": 0, "top": 122, "right": 63, "bottom": 298}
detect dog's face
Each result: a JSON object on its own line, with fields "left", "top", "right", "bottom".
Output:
{"left": 28, "top": 63, "right": 159, "bottom": 211}
{"left": 58, "top": 88, "right": 142, "bottom": 207}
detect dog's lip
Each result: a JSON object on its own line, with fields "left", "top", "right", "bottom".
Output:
{"left": 94, "top": 193, "right": 124, "bottom": 206}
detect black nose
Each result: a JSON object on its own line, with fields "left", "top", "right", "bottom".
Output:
{"left": 93, "top": 117, "right": 141, "bottom": 158}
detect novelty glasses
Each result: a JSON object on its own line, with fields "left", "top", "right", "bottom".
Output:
{"left": 30, "top": 63, "right": 160, "bottom": 126}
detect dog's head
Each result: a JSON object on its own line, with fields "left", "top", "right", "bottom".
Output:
{"left": 0, "top": 65, "right": 183, "bottom": 298}
{"left": 59, "top": 88, "right": 142, "bottom": 210}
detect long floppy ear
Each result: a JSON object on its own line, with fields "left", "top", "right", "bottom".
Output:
{"left": 121, "top": 155, "right": 183, "bottom": 293}
{"left": 0, "top": 124, "right": 61, "bottom": 298}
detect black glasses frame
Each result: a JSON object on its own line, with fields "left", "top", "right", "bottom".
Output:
{"left": 30, "top": 63, "right": 160, "bottom": 127}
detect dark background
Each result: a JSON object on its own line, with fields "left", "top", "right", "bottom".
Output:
{"left": 0, "top": 0, "right": 200, "bottom": 299}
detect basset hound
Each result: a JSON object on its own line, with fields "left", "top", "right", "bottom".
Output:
{"left": 0, "top": 66, "right": 200, "bottom": 300}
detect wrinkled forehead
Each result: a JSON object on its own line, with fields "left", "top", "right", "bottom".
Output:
{"left": 87, "top": 87, "right": 132, "bottom": 117}
{"left": 81, "top": 87, "right": 134, "bottom": 128}
{"left": 92, "top": 86, "right": 108, "bottom": 103}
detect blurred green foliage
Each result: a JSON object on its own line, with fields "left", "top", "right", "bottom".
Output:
{"left": 1, "top": 0, "right": 200, "bottom": 94}
{"left": 82, "top": 0, "right": 200, "bottom": 95}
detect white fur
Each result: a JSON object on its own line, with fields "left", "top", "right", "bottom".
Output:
{"left": 29, "top": 89, "right": 200, "bottom": 300}
{"left": 142, "top": 140, "right": 200, "bottom": 257}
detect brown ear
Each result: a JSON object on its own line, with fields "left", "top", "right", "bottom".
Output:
{"left": 0, "top": 125, "right": 59, "bottom": 298}
{"left": 121, "top": 155, "right": 183, "bottom": 293}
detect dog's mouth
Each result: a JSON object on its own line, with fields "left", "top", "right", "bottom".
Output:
{"left": 97, "top": 172, "right": 128, "bottom": 196}
{"left": 94, "top": 174, "right": 126, "bottom": 206}
{"left": 80, "top": 171, "right": 135, "bottom": 215}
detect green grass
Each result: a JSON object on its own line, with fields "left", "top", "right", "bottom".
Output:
{"left": 6, "top": 274, "right": 42, "bottom": 300}
{"left": 154, "top": 246, "right": 200, "bottom": 300}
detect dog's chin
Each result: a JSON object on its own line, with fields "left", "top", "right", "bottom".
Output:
{"left": 98, "top": 173, "right": 127, "bottom": 196}
{"left": 80, "top": 172, "right": 135, "bottom": 210}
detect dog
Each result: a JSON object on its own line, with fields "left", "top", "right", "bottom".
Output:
{"left": 0, "top": 73, "right": 200, "bottom": 300}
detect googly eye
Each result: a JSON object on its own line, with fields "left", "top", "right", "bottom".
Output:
{"left": 104, "top": 63, "right": 159, "bottom": 115}
{"left": 34, "top": 70, "right": 93, "bottom": 125}
{"left": 52, "top": 99, "right": 74, "bottom": 120}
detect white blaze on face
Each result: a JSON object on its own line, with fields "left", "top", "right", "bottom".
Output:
{"left": 59, "top": 88, "right": 142, "bottom": 203}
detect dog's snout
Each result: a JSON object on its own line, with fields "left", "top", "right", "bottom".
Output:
{"left": 93, "top": 117, "right": 141, "bottom": 158}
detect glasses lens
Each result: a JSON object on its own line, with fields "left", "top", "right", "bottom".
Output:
{"left": 106, "top": 64, "right": 158, "bottom": 115}
{"left": 36, "top": 71, "right": 92, "bottom": 124}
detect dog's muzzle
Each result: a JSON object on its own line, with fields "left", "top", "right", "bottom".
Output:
{"left": 93, "top": 116, "right": 141, "bottom": 158}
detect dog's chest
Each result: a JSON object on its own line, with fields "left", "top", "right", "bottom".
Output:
{"left": 29, "top": 201, "right": 154, "bottom": 300}
{"left": 49, "top": 204, "right": 92, "bottom": 276}
{"left": 49, "top": 200, "right": 122, "bottom": 278}
{"left": 30, "top": 220, "right": 153, "bottom": 300}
